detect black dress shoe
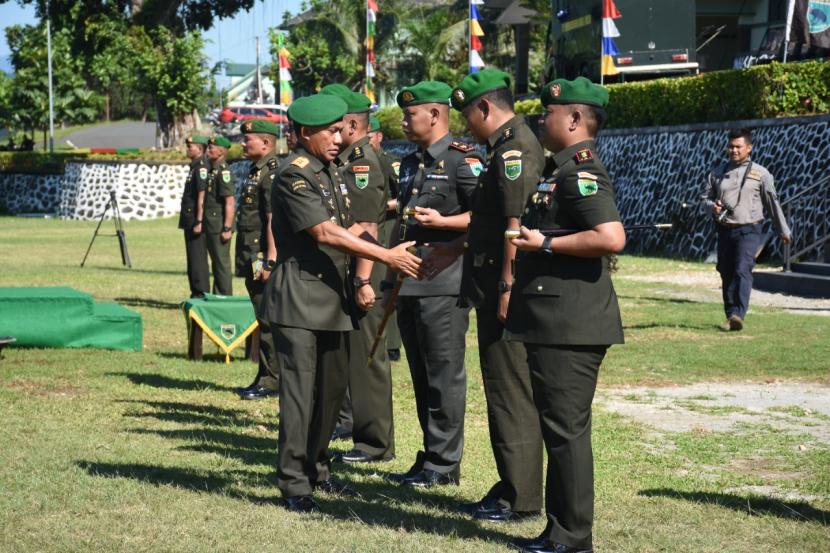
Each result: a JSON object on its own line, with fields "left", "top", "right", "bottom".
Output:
{"left": 458, "top": 496, "right": 498, "bottom": 515}
{"left": 330, "top": 424, "right": 353, "bottom": 442}
{"left": 234, "top": 382, "right": 259, "bottom": 395}
{"left": 473, "top": 503, "right": 541, "bottom": 523}
{"left": 284, "top": 495, "right": 320, "bottom": 513}
{"left": 313, "top": 478, "right": 356, "bottom": 496}
{"left": 336, "top": 448, "right": 395, "bottom": 464}
{"left": 387, "top": 348, "right": 400, "bottom": 361}
{"left": 401, "top": 468, "right": 460, "bottom": 488}
{"left": 238, "top": 384, "right": 278, "bottom": 400}
{"left": 510, "top": 536, "right": 592, "bottom": 553}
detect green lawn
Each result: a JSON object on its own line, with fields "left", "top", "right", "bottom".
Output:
{"left": 0, "top": 217, "right": 827, "bottom": 552}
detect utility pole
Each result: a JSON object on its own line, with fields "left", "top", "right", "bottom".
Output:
{"left": 255, "top": 36, "right": 263, "bottom": 104}
{"left": 46, "top": 0, "right": 55, "bottom": 154}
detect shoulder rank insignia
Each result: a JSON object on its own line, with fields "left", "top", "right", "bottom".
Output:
{"left": 391, "top": 161, "right": 400, "bottom": 176}
{"left": 449, "top": 140, "right": 474, "bottom": 153}
{"left": 574, "top": 149, "right": 593, "bottom": 164}
{"left": 291, "top": 156, "right": 310, "bottom": 168}
{"left": 222, "top": 170, "right": 231, "bottom": 183}
{"left": 267, "top": 158, "right": 279, "bottom": 170}
{"left": 290, "top": 180, "right": 307, "bottom": 192}
{"left": 577, "top": 171, "right": 598, "bottom": 180}
{"left": 748, "top": 168, "right": 762, "bottom": 179}
{"left": 349, "top": 147, "right": 364, "bottom": 161}
{"left": 501, "top": 127, "right": 514, "bottom": 141}
{"left": 502, "top": 149, "right": 522, "bottom": 159}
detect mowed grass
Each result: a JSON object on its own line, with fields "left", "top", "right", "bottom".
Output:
{"left": 0, "top": 216, "right": 827, "bottom": 552}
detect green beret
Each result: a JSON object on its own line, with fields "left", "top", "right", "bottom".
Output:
{"left": 396, "top": 81, "right": 452, "bottom": 108}
{"left": 541, "top": 77, "right": 609, "bottom": 108}
{"left": 186, "top": 135, "right": 209, "bottom": 145}
{"left": 320, "top": 84, "right": 372, "bottom": 114}
{"left": 451, "top": 69, "right": 511, "bottom": 110}
{"left": 369, "top": 115, "right": 381, "bottom": 133}
{"left": 288, "top": 94, "right": 348, "bottom": 127}
{"left": 209, "top": 136, "right": 232, "bottom": 148}
{"left": 240, "top": 119, "right": 280, "bottom": 135}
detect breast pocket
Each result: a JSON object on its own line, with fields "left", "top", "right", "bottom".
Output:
{"left": 420, "top": 178, "right": 449, "bottom": 210}
{"left": 522, "top": 276, "right": 561, "bottom": 297}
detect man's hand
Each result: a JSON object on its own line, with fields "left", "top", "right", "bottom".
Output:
{"left": 386, "top": 241, "right": 421, "bottom": 279}
{"left": 712, "top": 200, "right": 723, "bottom": 216}
{"left": 420, "top": 241, "right": 463, "bottom": 280}
{"left": 497, "top": 290, "right": 510, "bottom": 323}
{"left": 257, "top": 268, "right": 271, "bottom": 281}
{"left": 413, "top": 206, "right": 444, "bottom": 228}
{"left": 192, "top": 222, "right": 203, "bottom": 235}
{"left": 510, "top": 226, "right": 545, "bottom": 251}
{"left": 220, "top": 230, "right": 232, "bottom": 243}
{"left": 781, "top": 234, "right": 793, "bottom": 245}
{"left": 355, "top": 284, "right": 375, "bottom": 311}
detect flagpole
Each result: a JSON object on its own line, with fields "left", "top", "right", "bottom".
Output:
{"left": 469, "top": 0, "right": 472, "bottom": 73}
{"left": 783, "top": 0, "right": 796, "bottom": 63}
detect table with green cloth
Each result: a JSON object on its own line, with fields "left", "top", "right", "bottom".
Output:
{"left": 181, "top": 294, "right": 258, "bottom": 363}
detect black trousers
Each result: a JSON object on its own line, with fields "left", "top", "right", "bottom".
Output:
{"left": 339, "top": 301, "right": 395, "bottom": 457}
{"left": 205, "top": 232, "right": 233, "bottom": 296}
{"left": 716, "top": 223, "right": 764, "bottom": 320}
{"left": 274, "top": 326, "right": 350, "bottom": 498}
{"left": 525, "top": 343, "right": 608, "bottom": 551}
{"left": 244, "top": 269, "right": 279, "bottom": 391}
{"left": 397, "top": 295, "right": 469, "bottom": 475}
{"left": 183, "top": 229, "right": 209, "bottom": 297}
{"left": 477, "top": 307, "right": 543, "bottom": 512}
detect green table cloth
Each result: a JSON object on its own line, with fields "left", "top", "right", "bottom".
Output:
{"left": 181, "top": 294, "right": 258, "bottom": 363}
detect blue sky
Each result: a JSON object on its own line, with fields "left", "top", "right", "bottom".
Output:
{"left": 0, "top": 0, "right": 304, "bottom": 84}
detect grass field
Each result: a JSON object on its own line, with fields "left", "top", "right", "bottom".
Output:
{"left": 0, "top": 216, "right": 828, "bottom": 552}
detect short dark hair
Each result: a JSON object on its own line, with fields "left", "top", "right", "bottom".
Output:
{"left": 481, "top": 88, "right": 514, "bottom": 111}
{"left": 582, "top": 105, "right": 607, "bottom": 136}
{"left": 728, "top": 128, "right": 753, "bottom": 144}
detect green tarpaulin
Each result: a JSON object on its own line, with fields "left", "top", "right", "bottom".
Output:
{"left": 0, "top": 287, "right": 143, "bottom": 352}
{"left": 181, "top": 294, "right": 257, "bottom": 362}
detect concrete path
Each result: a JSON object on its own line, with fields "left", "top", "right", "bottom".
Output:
{"left": 58, "top": 121, "right": 157, "bottom": 149}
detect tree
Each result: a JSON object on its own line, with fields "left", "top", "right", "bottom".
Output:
{"left": 399, "top": 5, "right": 468, "bottom": 84}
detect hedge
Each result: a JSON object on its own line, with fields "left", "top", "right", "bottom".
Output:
{"left": 376, "top": 106, "right": 469, "bottom": 140}
{"left": 511, "top": 60, "right": 829, "bottom": 129}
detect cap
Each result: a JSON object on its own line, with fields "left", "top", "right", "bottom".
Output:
{"left": 396, "top": 81, "right": 452, "bottom": 108}
{"left": 451, "top": 69, "right": 511, "bottom": 110}
{"left": 541, "top": 76, "right": 609, "bottom": 108}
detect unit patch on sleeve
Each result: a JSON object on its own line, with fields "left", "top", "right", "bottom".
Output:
{"left": 574, "top": 149, "right": 593, "bottom": 164}
{"left": 291, "top": 156, "right": 310, "bottom": 168}
{"left": 222, "top": 170, "right": 231, "bottom": 183}
{"left": 577, "top": 178, "right": 598, "bottom": 196}
{"left": 199, "top": 167, "right": 208, "bottom": 179}
{"left": 502, "top": 150, "right": 522, "bottom": 159}
{"left": 504, "top": 159, "right": 522, "bottom": 181}
{"left": 465, "top": 157, "right": 484, "bottom": 177}
{"left": 391, "top": 161, "right": 400, "bottom": 176}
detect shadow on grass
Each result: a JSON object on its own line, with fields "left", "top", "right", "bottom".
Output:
{"left": 75, "top": 460, "right": 518, "bottom": 543}
{"left": 109, "top": 372, "right": 236, "bottom": 392}
{"left": 95, "top": 267, "right": 185, "bottom": 276}
{"left": 639, "top": 488, "right": 830, "bottom": 525}
{"left": 623, "top": 322, "right": 712, "bottom": 331}
{"left": 618, "top": 295, "right": 703, "bottom": 305}
{"left": 155, "top": 351, "right": 250, "bottom": 364}
{"left": 118, "top": 399, "right": 267, "bottom": 426}
{"left": 115, "top": 297, "right": 182, "bottom": 310}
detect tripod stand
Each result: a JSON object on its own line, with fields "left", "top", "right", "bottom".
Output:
{"left": 81, "top": 190, "right": 132, "bottom": 268}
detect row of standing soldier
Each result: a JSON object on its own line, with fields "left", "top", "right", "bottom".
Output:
{"left": 178, "top": 71, "right": 626, "bottom": 553}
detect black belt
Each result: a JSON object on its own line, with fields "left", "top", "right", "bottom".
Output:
{"left": 721, "top": 220, "right": 763, "bottom": 229}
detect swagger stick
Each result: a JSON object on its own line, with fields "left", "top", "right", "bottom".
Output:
{"left": 504, "top": 223, "right": 672, "bottom": 239}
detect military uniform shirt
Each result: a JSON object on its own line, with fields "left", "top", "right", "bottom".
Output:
{"left": 506, "top": 139, "right": 624, "bottom": 346}
{"left": 462, "top": 115, "right": 545, "bottom": 309}
{"left": 203, "top": 158, "right": 234, "bottom": 234}
{"left": 236, "top": 152, "right": 279, "bottom": 265}
{"left": 706, "top": 159, "right": 791, "bottom": 235}
{"left": 335, "top": 136, "right": 389, "bottom": 289}
{"left": 265, "top": 146, "right": 357, "bottom": 331}
{"left": 397, "top": 133, "right": 481, "bottom": 296}
{"left": 179, "top": 155, "right": 209, "bottom": 229}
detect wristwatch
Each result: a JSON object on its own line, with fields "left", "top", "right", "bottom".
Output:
{"left": 264, "top": 259, "right": 277, "bottom": 271}
{"left": 540, "top": 236, "right": 554, "bottom": 255}
{"left": 497, "top": 280, "right": 512, "bottom": 294}
{"left": 221, "top": 226, "right": 232, "bottom": 233}
{"left": 353, "top": 277, "right": 371, "bottom": 289}
{"left": 380, "top": 280, "right": 395, "bottom": 291}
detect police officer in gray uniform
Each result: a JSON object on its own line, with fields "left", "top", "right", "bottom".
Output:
{"left": 706, "top": 128, "right": 792, "bottom": 331}
{"left": 234, "top": 120, "right": 280, "bottom": 400}
{"left": 384, "top": 81, "right": 481, "bottom": 488}
{"left": 180, "top": 135, "right": 210, "bottom": 298}
{"left": 262, "top": 94, "right": 420, "bottom": 513}
{"left": 203, "top": 136, "right": 235, "bottom": 296}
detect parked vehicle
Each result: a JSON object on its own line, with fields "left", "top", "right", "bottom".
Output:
{"left": 219, "top": 105, "right": 288, "bottom": 125}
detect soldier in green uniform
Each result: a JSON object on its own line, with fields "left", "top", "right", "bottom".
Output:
{"left": 234, "top": 120, "right": 280, "bottom": 401}
{"left": 180, "top": 135, "right": 210, "bottom": 298}
{"left": 383, "top": 81, "right": 481, "bottom": 488}
{"left": 203, "top": 136, "right": 235, "bottom": 295}
{"left": 506, "top": 77, "right": 626, "bottom": 553}
{"left": 421, "top": 69, "right": 545, "bottom": 521}
{"left": 320, "top": 86, "right": 396, "bottom": 464}
{"left": 368, "top": 115, "right": 403, "bottom": 362}
{"left": 261, "top": 94, "right": 420, "bottom": 513}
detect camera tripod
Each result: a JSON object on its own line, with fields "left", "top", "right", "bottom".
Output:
{"left": 81, "top": 190, "right": 132, "bottom": 268}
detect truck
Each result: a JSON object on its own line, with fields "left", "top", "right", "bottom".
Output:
{"left": 544, "top": 0, "right": 699, "bottom": 82}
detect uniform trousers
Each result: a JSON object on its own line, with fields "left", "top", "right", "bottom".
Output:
{"left": 243, "top": 266, "right": 279, "bottom": 391}
{"left": 205, "top": 232, "right": 233, "bottom": 296}
{"left": 275, "top": 326, "right": 350, "bottom": 497}
{"left": 716, "top": 223, "right": 764, "bottom": 320}
{"left": 339, "top": 301, "right": 395, "bottom": 457}
{"left": 397, "top": 295, "right": 469, "bottom": 475}
{"left": 524, "top": 343, "right": 607, "bottom": 551}
{"left": 183, "top": 228, "right": 209, "bottom": 297}
{"left": 477, "top": 307, "right": 543, "bottom": 512}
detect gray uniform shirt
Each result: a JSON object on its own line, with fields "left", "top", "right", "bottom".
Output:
{"left": 705, "top": 158, "right": 791, "bottom": 237}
